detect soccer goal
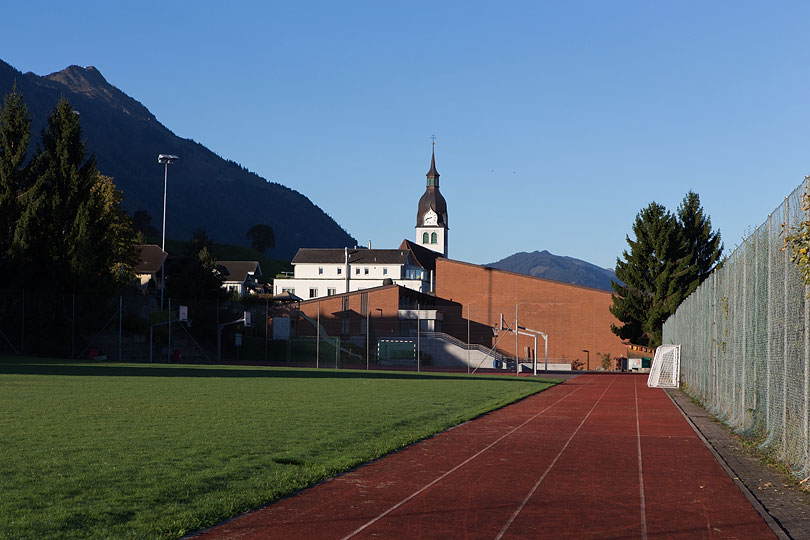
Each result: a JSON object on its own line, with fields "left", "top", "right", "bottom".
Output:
{"left": 647, "top": 344, "right": 681, "bottom": 388}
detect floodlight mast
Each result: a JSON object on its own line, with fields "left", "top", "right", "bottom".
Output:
{"left": 158, "top": 154, "right": 179, "bottom": 310}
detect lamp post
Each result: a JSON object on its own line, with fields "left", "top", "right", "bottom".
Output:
{"left": 158, "top": 154, "right": 179, "bottom": 310}
{"left": 582, "top": 349, "right": 590, "bottom": 371}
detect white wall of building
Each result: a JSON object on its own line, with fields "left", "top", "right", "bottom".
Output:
{"left": 415, "top": 226, "right": 447, "bottom": 257}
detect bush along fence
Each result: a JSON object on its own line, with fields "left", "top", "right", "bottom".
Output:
{"left": 663, "top": 177, "right": 810, "bottom": 479}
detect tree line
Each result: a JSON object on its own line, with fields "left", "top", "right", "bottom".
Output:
{"left": 0, "top": 89, "right": 137, "bottom": 293}
{"left": 610, "top": 191, "right": 723, "bottom": 347}
{"left": 0, "top": 87, "right": 279, "bottom": 299}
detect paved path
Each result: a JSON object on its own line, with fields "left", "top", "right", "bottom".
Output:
{"left": 192, "top": 374, "right": 776, "bottom": 539}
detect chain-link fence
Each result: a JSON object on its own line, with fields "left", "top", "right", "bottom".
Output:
{"left": 0, "top": 289, "right": 523, "bottom": 372}
{"left": 663, "top": 177, "right": 810, "bottom": 479}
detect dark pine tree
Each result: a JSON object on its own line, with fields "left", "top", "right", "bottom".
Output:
{"left": 676, "top": 191, "right": 723, "bottom": 298}
{"left": 12, "top": 97, "right": 137, "bottom": 292}
{"left": 610, "top": 202, "right": 689, "bottom": 347}
{"left": 0, "top": 86, "right": 31, "bottom": 274}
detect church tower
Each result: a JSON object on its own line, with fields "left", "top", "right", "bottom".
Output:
{"left": 415, "top": 144, "right": 448, "bottom": 257}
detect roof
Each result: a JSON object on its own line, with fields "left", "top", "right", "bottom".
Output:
{"left": 135, "top": 244, "right": 166, "bottom": 274}
{"left": 416, "top": 187, "right": 448, "bottom": 227}
{"left": 426, "top": 147, "right": 440, "bottom": 180}
{"left": 417, "top": 148, "right": 447, "bottom": 226}
{"left": 399, "top": 239, "right": 441, "bottom": 272}
{"left": 291, "top": 248, "right": 420, "bottom": 267}
{"left": 216, "top": 261, "right": 262, "bottom": 283}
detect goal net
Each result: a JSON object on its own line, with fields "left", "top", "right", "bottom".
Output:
{"left": 647, "top": 344, "right": 681, "bottom": 388}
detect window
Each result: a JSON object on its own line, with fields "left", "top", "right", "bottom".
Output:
{"left": 431, "top": 232, "right": 437, "bottom": 244}
{"left": 337, "top": 267, "right": 342, "bottom": 275}
{"left": 282, "top": 288, "right": 295, "bottom": 295}
{"left": 318, "top": 267, "right": 323, "bottom": 275}
{"left": 309, "top": 288, "right": 318, "bottom": 298}
{"left": 364, "top": 267, "right": 369, "bottom": 275}
{"left": 327, "top": 288, "right": 336, "bottom": 296}
{"left": 422, "top": 232, "right": 429, "bottom": 243}
{"left": 356, "top": 267, "right": 360, "bottom": 275}
{"left": 383, "top": 268, "right": 388, "bottom": 276}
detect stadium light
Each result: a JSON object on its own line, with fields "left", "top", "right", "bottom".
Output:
{"left": 158, "top": 154, "right": 179, "bottom": 310}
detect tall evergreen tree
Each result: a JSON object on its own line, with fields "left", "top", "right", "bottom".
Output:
{"left": 0, "top": 86, "right": 31, "bottom": 273}
{"left": 676, "top": 191, "right": 723, "bottom": 297}
{"left": 12, "top": 97, "right": 136, "bottom": 292}
{"left": 610, "top": 202, "right": 688, "bottom": 347}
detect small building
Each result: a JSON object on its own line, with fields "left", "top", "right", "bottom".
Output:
{"left": 135, "top": 244, "right": 166, "bottom": 289}
{"left": 216, "top": 261, "right": 262, "bottom": 297}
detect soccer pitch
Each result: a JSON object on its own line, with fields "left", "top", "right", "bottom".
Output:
{"left": 0, "top": 358, "right": 557, "bottom": 539}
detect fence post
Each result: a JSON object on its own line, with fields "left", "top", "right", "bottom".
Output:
{"left": 118, "top": 295, "right": 123, "bottom": 362}
{"left": 316, "top": 300, "right": 320, "bottom": 369}
{"left": 71, "top": 293, "right": 75, "bottom": 359}
{"left": 783, "top": 197, "right": 789, "bottom": 457}
{"left": 804, "top": 177, "right": 810, "bottom": 473}
{"left": 740, "top": 240, "right": 747, "bottom": 428}
{"left": 265, "top": 299, "right": 269, "bottom": 362}
{"left": 20, "top": 289, "right": 24, "bottom": 355}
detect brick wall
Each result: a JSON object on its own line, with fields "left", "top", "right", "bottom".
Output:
{"left": 435, "top": 259, "right": 626, "bottom": 368}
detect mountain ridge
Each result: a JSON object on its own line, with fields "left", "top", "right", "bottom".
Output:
{"left": 487, "top": 250, "right": 618, "bottom": 291}
{"left": 0, "top": 59, "right": 357, "bottom": 259}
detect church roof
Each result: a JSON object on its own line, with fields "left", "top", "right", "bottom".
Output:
{"left": 426, "top": 148, "right": 440, "bottom": 179}
{"left": 416, "top": 147, "right": 448, "bottom": 227}
{"left": 416, "top": 188, "right": 448, "bottom": 227}
{"left": 399, "top": 239, "right": 441, "bottom": 272}
{"left": 292, "top": 248, "right": 423, "bottom": 267}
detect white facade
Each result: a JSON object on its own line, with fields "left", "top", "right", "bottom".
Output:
{"left": 416, "top": 218, "right": 447, "bottom": 257}
{"left": 274, "top": 260, "right": 430, "bottom": 300}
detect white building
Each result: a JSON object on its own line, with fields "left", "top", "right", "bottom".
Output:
{"left": 273, "top": 246, "right": 433, "bottom": 299}
{"left": 216, "top": 260, "right": 262, "bottom": 297}
{"left": 273, "top": 147, "right": 448, "bottom": 300}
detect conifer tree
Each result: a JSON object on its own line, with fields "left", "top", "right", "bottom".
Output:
{"left": 610, "top": 202, "right": 688, "bottom": 347}
{"left": 676, "top": 190, "right": 723, "bottom": 297}
{"left": 12, "top": 97, "right": 136, "bottom": 292}
{"left": 0, "top": 86, "right": 31, "bottom": 272}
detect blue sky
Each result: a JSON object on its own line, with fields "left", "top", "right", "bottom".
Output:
{"left": 2, "top": 1, "right": 809, "bottom": 268}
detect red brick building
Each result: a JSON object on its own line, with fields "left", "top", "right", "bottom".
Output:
{"left": 435, "top": 259, "right": 625, "bottom": 367}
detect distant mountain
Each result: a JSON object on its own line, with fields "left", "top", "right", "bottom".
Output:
{"left": 0, "top": 59, "right": 357, "bottom": 259}
{"left": 487, "top": 250, "right": 618, "bottom": 291}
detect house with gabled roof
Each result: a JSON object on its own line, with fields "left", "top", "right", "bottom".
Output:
{"left": 216, "top": 260, "right": 262, "bottom": 297}
{"left": 135, "top": 244, "right": 167, "bottom": 289}
{"left": 272, "top": 246, "right": 432, "bottom": 300}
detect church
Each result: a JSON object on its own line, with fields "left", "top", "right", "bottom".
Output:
{"left": 272, "top": 145, "right": 449, "bottom": 300}
{"left": 275, "top": 146, "right": 628, "bottom": 369}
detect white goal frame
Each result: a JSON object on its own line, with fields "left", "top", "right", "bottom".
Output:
{"left": 647, "top": 344, "right": 681, "bottom": 388}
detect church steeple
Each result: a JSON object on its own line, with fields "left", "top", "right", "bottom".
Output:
{"left": 416, "top": 141, "right": 448, "bottom": 257}
{"left": 426, "top": 144, "right": 440, "bottom": 187}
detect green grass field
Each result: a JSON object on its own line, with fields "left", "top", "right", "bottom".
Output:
{"left": 0, "top": 358, "right": 558, "bottom": 539}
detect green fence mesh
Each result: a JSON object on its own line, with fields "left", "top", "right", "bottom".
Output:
{"left": 663, "top": 177, "right": 810, "bottom": 479}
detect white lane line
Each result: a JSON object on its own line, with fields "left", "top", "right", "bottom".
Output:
{"left": 339, "top": 383, "right": 586, "bottom": 540}
{"left": 635, "top": 375, "right": 648, "bottom": 540}
{"left": 494, "top": 375, "right": 617, "bottom": 540}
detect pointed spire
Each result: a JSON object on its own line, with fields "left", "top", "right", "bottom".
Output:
{"left": 426, "top": 140, "right": 440, "bottom": 186}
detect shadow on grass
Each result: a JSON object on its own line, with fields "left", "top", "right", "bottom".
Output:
{"left": 0, "top": 357, "right": 562, "bottom": 384}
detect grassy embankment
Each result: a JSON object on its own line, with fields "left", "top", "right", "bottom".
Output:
{"left": 0, "top": 358, "right": 558, "bottom": 539}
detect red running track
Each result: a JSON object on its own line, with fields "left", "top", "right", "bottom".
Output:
{"left": 192, "top": 375, "right": 775, "bottom": 540}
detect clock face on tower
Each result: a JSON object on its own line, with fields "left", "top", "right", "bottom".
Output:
{"left": 423, "top": 209, "right": 438, "bottom": 226}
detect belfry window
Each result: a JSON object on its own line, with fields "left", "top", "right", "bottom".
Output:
{"left": 431, "top": 232, "right": 437, "bottom": 244}
{"left": 422, "top": 232, "right": 429, "bottom": 243}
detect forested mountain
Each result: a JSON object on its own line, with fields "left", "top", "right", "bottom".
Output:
{"left": 0, "top": 59, "right": 356, "bottom": 259}
{"left": 487, "top": 250, "right": 618, "bottom": 291}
